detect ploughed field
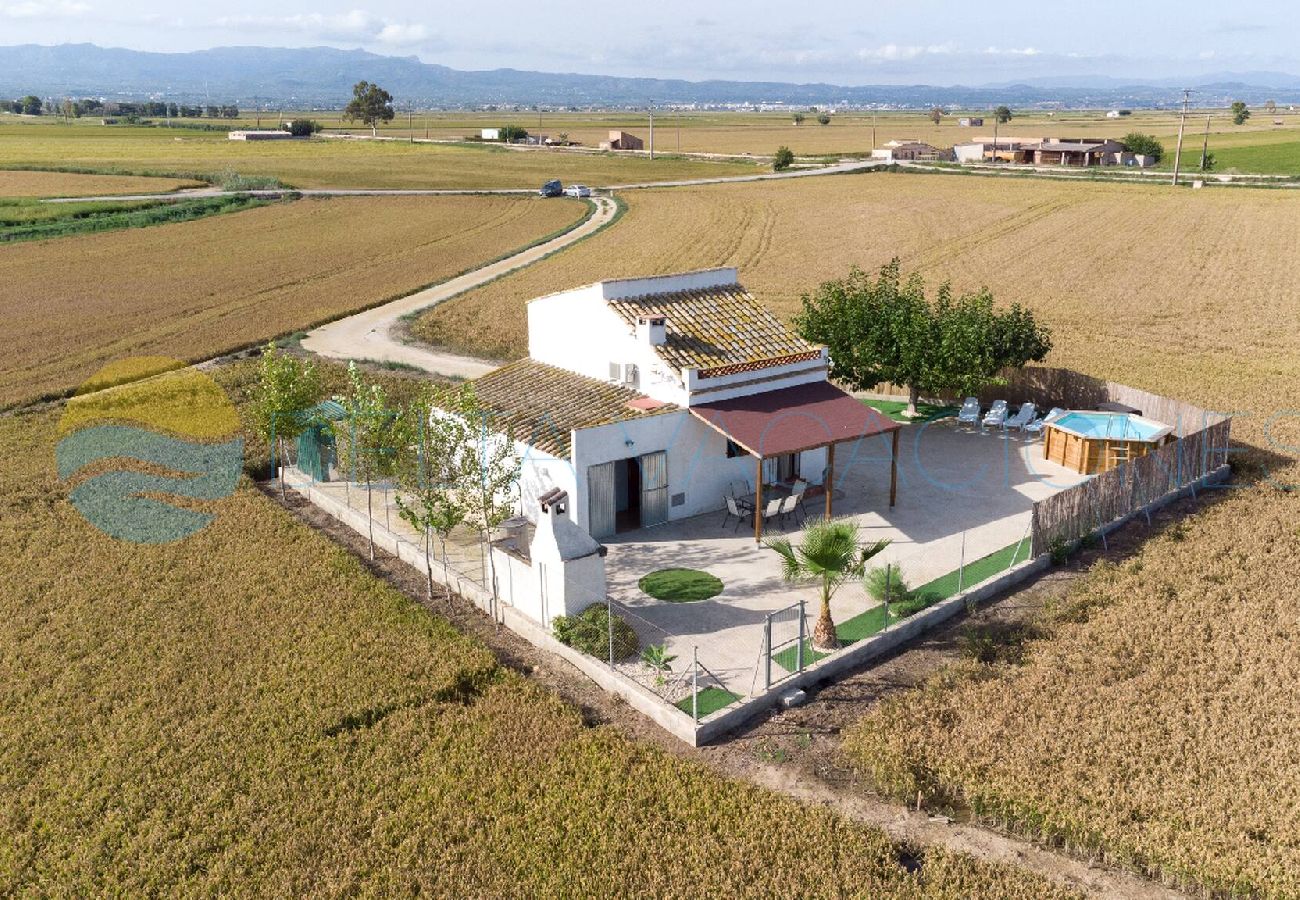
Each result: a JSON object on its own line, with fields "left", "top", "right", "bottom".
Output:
{"left": 0, "top": 364, "right": 1078, "bottom": 897}
{"left": 0, "top": 193, "right": 587, "bottom": 408}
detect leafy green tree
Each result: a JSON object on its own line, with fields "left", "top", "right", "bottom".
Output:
{"left": 773, "top": 145, "right": 795, "bottom": 171}
{"left": 250, "top": 342, "right": 322, "bottom": 498}
{"left": 795, "top": 259, "right": 1052, "bottom": 417}
{"left": 395, "top": 384, "right": 472, "bottom": 602}
{"left": 929, "top": 106, "right": 945, "bottom": 126}
{"left": 1200, "top": 151, "right": 1216, "bottom": 171}
{"left": 1122, "top": 132, "right": 1164, "bottom": 163}
{"left": 816, "top": 112, "right": 831, "bottom": 125}
{"left": 1230, "top": 101, "right": 1250, "bottom": 125}
{"left": 766, "top": 519, "right": 890, "bottom": 650}
{"left": 336, "top": 362, "right": 404, "bottom": 559}
{"left": 499, "top": 124, "right": 529, "bottom": 142}
{"left": 994, "top": 105, "right": 1012, "bottom": 124}
{"left": 447, "top": 385, "right": 521, "bottom": 612}
{"left": 792, "top": 112, "right": 805, "bottom": 126}
{"left": 20, "top": 95, "right": 42, "bottom": 115}
{"left": 343, "top": 80, "right": 395, "bottom": 136}
{"left": 285, "top": 118, "right": 321, "bottom": 136}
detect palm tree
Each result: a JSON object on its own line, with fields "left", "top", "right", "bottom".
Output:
{"left": 766, "top": 518, "right": 889, "bottom": 650}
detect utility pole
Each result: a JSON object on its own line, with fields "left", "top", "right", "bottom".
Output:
{"left": 1199, "top": 114, "right": 1211, "bottom": 171}
{"left": 871, "top": 110, "right": 877, "bottom": 150}
{"left": 649, "top": 106, "right": 654, "bottom": 159}
{"left": 1171, "top": 88, "right": 1191, "bottom": 186}
{"left": 408, "top": 103, "right": 414, "bottom": 143}
{"left": 992, "top": 114, "right": 999, "bottom": 164}
{"left": 677, "top": 109, "right": 681, "bottom": 152}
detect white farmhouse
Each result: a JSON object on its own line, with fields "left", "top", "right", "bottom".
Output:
{"left": 469, "top": 268, "right": 901, "bottom": 544}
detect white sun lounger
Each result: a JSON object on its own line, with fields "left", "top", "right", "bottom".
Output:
{"left": 981, "top": 399, "right": 1008, "bottom": 429}
{"left": 1005, "top": 402, "right": 1038, "bottom": 431}
{"left": 956, "top": 397, "right": 981, "bottom": 426}
{"left": 1025, "top": 407, "right": 1066, "bottom": 435}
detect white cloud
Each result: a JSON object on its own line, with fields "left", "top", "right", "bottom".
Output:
{"left": 215, "top": 8, "right": 432, "bottom": 46}
{"left": 983, "top": 46, "right": 1041, "bottom": 57}
{"left": 859, "top": 43, "right": 955, "bottom": 62}
{"left": 0, "top": 0, "right": 89, "bottom": 18}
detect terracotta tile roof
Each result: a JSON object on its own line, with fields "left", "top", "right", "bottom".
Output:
{"left": 606, "top": 284, "right": 818, "bottom": 373}
{"left": 470, "top": 358, "right": 677, "bottom": 458}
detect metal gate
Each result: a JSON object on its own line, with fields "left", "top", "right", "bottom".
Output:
{"left": 587, "top": 461, "right": 616, "bottom": 538}
{"left": 639, "top": 451, "right": 668, "bottom": 527}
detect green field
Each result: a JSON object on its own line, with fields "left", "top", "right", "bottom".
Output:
{"left": 0, "top": 194, "right": 268, "bottom": 242}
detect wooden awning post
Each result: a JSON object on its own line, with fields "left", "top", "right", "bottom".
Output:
{"left": 754, "top": 455, "right": 764, "bottom": 543}
{"left": 890, "top": 428, "right": 900, "bottom": 508}
{"left": 825, "top": 443, "right": 835, "bottom": 520}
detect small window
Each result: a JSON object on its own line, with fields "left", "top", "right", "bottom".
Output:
{"left": 725, "top": 440, "right": 744, "bottom": 459}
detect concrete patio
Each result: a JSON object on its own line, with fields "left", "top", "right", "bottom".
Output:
{"left": 602, "top": 417, "right": 1086, "bottom": 696}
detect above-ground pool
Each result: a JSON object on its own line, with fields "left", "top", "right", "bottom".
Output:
{"left": 1043, "top": 411, "right": 1174, "bottom": 474}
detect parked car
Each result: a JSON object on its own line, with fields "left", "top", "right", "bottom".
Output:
{"left": 564, "top": 184, "right": 592, "bottom": 198}
{"left": 538, "top": 179, "right": 563, "bottom": 197}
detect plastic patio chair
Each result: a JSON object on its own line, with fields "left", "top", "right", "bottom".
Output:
{"left": 778, "top": 494, "right": 803, "bottom": 528}
{"left": 721, "top": 495, "right": 751, "bottom": 532}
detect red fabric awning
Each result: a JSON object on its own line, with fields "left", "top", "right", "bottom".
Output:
{"left": 690, "top": 381, "right": 900, "bottom": 458}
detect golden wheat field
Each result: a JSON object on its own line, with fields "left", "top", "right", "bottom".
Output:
{"left": 0, "top": 121, "right": 758, "bottom": 190}
{"left": 0, "top": 371, "right": 1077, "bottom": 897}
{"left": 843, "top": 478, "right": 1300, "bottom": 897}
{"left": 0, "top": 169, "right": 203, "bottom": 197}
{"left": 416, "top": 170, "right": 1300, "bottom": 415}
{"left": 0, "top": 193, "right": 587, "bottom": 408}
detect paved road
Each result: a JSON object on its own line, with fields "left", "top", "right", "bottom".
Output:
{"left": 299, "top": 196, "right": 619, "bottom": 379}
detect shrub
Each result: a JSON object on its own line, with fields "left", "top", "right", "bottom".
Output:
{"left": 284, "top": 119, "right": 321, "bottom": 137}
{"left": 866, "top": 565, "right": 909, "bottom": 603}
{"left": 552, "top": 603, "right": 638, "bottom": 660}
{"left": 1122, "top": 132, "right": 1164, "bottom": 163}
{"left": 773, "top": 146, "right": 795, "bottom": 171}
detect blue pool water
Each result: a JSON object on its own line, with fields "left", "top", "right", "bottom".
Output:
{"left": 1053, "top": 412, "right": 1166, "bottom": 441}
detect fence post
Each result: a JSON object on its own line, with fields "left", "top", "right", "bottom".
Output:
{"left": 692, "top": 646, "right": 699, "bottom": 723}
{"left": 796, "top": 599, "right": 805, "bottom": 672}
{"left": 608, "top": 595, "right": 615, "bottom": 669}
{"left": 763, "top": 612, "right": 772, "bottom": 690}
{"left": 956, "top": 531, "right": 967, "bottom": 594}
{"left": 883, "top": 563, "right": 891, "bottom": 628}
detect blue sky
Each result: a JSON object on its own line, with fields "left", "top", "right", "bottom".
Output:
{"left": 1, "top": 0, "right": 1296, "bottom": 84}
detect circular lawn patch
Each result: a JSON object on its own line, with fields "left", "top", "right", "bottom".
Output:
{"left": 638, "top": 568, "right": 724, "bottom": 603}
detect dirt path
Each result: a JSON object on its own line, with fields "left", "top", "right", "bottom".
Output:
{"left": 298, "top": 196, "right": 617, "bottom": 378}
{"left": 265, "top": 480, "right": 1196, "bottom": 899}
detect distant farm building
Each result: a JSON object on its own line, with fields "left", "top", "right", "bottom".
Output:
{"left": 958, "top": 117, "right": 984, "bottom": 127}
{"left": 871, "top": 140, "right": 952, "bottom": 162}
{"left": 481, "top": 127, "right": 501, "bottom": 140}
{"left": 228, "top": 130, "right": 296, "bottom": 141}
{"left": 1106, "top": 109, "right": 1132, "bottom": 118}
{"left": 600, "top": 130, "right": 645, "bottom": 151}
{"left": 953, "top": 136, "right": 1152, "bottom": 167}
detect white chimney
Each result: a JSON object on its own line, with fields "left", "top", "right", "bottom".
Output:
{"left": 637, "top": 316, "right": 667, "bottom": 347}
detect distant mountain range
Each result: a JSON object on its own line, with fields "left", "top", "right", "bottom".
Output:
{"left": 2, "top": 43, "right": 1298, "bottom": 109}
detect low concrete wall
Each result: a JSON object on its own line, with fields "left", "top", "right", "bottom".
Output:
{"left": 695, "top": 554, "right": 1051, "bottom": 744}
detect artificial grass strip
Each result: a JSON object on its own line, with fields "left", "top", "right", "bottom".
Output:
{"left": 638, "top": 568, "right": 724, "bottom": 603}
{"left": 771, "top": 541, "right": 1029, "bottom": 674}
{"left": 912, "top": 540, "right": 1027, "bottom": 603}
{"left": 861, "top": 399, "right": 956, "bottom": 424}
{"left": 676, "top": 686, "right": 741, "bottom": 717}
